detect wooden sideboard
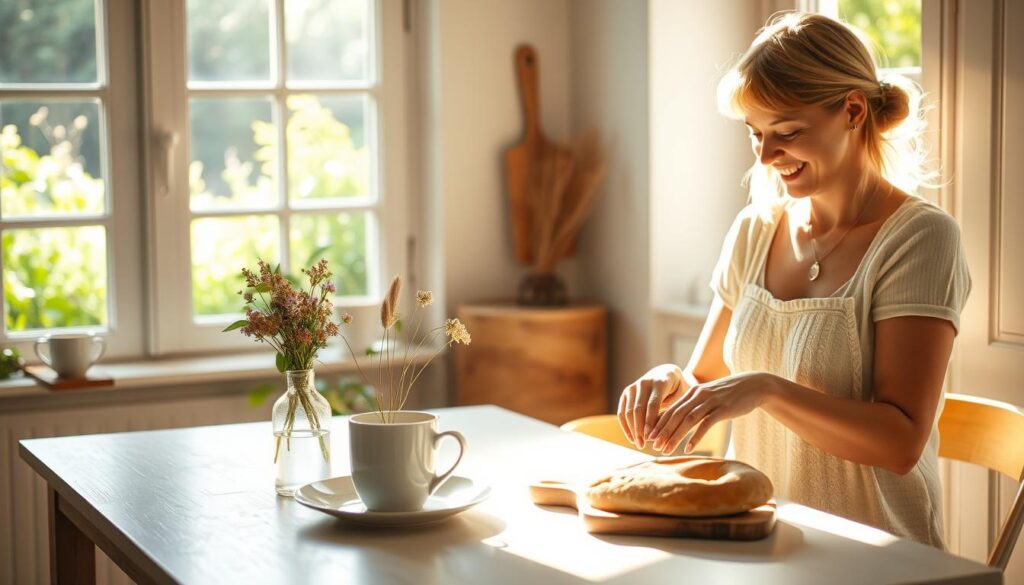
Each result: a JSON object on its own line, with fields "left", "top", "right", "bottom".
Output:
{"left": 454, "top": 301, "right": 608, "bottom": 425}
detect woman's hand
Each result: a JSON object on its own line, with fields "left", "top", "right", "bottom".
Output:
{"left": 648, "top": 371, "right": 778, "bottom": 454}
{"left": 617, "top": 364, "right": 688, "bottom": 449}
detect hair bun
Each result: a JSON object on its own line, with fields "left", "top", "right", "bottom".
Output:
{"left": 874, "top": 79, "right": 910, "bottom": 134}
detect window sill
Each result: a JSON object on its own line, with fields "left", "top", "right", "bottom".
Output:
{"left": 0, "top": 343, "right": 446, "bottom": 409}
{"left": 653, "top": 302, "right": 711, "bottom": 321}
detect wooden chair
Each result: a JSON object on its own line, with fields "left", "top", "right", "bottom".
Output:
{"left": 560, "top": 414, "right": 730, "bottom": 458}
{"left": 938, "top": 392, "right": 1024, "bottom": 571}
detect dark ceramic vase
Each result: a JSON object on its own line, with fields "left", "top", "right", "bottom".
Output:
{"left": 516, "top": 272, "right": 569, "bottom": 306}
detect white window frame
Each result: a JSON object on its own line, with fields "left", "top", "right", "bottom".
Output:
{"left": 803, "top": 0, "right": 939, "bottom": 200}
{"left": 142, "top": 0, "right": 411, "bottom": 356}
{"left": 806, "top": 0, "right": 923, "bottom": 86}
{"left": 0, "top": 0, "right": 145, "bottom": 360}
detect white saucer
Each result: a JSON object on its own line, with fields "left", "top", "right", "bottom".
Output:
{"left": 294, "top": 475, "right": 491, "bottom": 527}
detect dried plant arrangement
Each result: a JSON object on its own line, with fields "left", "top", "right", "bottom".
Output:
{"left": 339, "top": 275, "right": 472, "bottom": 423}
{"left": 519, "top": 128, "right": 607, "bottom": 305}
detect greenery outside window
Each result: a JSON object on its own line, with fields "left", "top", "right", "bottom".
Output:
{"left": 146, "top": 0, "right": 412, "bottom": 354}
{"left": 0, "top": 0, "right": 145, "bottom": 359}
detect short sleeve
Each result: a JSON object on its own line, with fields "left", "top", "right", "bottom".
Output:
{"left": 871, "top": 209, "right": 972, "bottom": 335}
{"left": 709, "top": 203, "right": 761, "bottom": 310}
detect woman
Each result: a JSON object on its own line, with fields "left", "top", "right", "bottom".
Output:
{"left": 617, "top": 12, "right": 970, "bottom": 550}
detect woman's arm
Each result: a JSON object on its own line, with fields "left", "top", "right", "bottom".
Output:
{"left": 649, "top": 315, "right": 955, "bottom": 474}
{"left": 617, "top": 295, "right": 734, "bottom": 449}
{"left": 761, "top": 315, "right": 954, "bottom": 475}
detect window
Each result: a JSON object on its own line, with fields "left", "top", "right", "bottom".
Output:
{"left": 813, "top": 0, "right": 922, "bottom": 83}
{"left": 0, "top": 0, "right": 410, "bottom": 359}
{"left": 148, "top": 0, "right": 409, "bottom": 355}
{"left": 0, "top": 0, "right": 144, "bottom": 358}
{"left": 807, "top": 0, "right": 928, "bottom": 196}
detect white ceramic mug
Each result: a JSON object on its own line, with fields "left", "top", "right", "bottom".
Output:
{"left": 348, "top": 411, "right": 466, "bottom": 512}
{"left": 34, "top": 333, "right": 106, "bottom": 378}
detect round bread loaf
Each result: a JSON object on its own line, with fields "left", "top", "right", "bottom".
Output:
{"left": 585, "top": 456, "right": 773, "bottom": 517}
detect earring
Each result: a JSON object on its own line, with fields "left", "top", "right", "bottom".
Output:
{"left": 850, "top": 124, "right": 858, "bottom": 130}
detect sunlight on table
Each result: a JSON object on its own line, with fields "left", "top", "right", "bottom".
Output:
{"left": 777, "top": 502, "right": 900, "bottom": 547}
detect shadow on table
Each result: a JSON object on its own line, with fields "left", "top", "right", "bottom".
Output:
{"left": 297, "top": 510, "right": 511, "bottom": 583}
{"left": 298, "top": 507, "right": 507, "bottom": 544}
{"left": 537, "top": 504, "right": 806, "bottom": 562}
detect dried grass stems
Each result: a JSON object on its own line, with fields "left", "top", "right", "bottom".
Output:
{"left": 339, "top": 275, "right": 472, "bottom": 423}
{"left": 529, "top": 128, "right": 607, "bottom": 273}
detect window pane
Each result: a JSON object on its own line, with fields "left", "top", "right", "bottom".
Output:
{"left": 287, "top": 94, "right": 370, "bottom": 205}
{"left": 1, "top": 100, "right": 105, "bottom": 217}
{"left": 191, "top": 215, "right": 280, "bottom": 317}
{"left": 839, "top": 0, "right": 921, "bottom": 68}
{"left": 189, "top": 97, "right": 277, "bottom": 211}
{"left": 187, "top": 0, "right": 272, "bottom": 84}
{"left": 0, "top": 0, "right": 99, "bottom": 84}
{"left": 2, "top": 226, "right": 107, "bottom": 331}
{"left": 286, "top": 0, "right": 370, "bottom": 84}
{"left": 290, "top": 212, "right": 370, "bottom": 296}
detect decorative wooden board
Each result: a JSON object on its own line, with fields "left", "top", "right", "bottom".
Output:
{"left": 504, "top": 44, "right": 577, "bottom": 264}
{"left": 24, "top": 365, "right": 114, "bottom": 391}
{"left": 529, "top": 480, "right": 777, "bottom": 541}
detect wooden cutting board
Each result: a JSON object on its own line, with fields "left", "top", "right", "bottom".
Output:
{"left": 24, "top": 364, "right": 114, "bottom": 391}
{"left": 505, "top": 44, "right": 567, "bottom": 265}
{"left": 529, "top": 479, "right": 777, "bottom": 540}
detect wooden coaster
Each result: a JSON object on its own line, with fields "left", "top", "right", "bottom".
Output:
{"left": 24, "top": 365, "right": 114, "bottom": 391}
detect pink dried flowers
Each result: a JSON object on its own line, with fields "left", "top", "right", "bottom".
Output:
{"left": 224, "top": 258, "right": 340, "bottom": 372}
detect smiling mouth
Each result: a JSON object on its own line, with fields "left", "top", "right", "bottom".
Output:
{"left": 777, "top": 162, "right": 806, "bottom": 181}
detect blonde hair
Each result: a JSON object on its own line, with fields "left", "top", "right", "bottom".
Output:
{"left": 716, "top": 11, "right": 939, "bottom": 209}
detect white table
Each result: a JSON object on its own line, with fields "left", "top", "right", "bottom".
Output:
{"left": 19, "top": 405, "right": 1001, "bottom": 584}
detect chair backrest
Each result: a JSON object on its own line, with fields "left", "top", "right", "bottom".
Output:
{"left": 560, "top": 414, "right": 729, "bottom": 458}
{"left": 938, "top": 392, "right": 1024, "bottom": 570}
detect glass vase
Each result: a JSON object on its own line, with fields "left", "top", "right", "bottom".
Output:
{"left": 272, "top": 369, "right": 332, "bottom": 496}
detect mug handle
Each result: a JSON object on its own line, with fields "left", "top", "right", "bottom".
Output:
{"left": 91, "top": 336, "right": 107, "bottom": 364}
{"left": 428, "top": 430, "right": 466, "bottom": 495}
{"left": 34, "top": 337, "right": 52, "bottom": 367}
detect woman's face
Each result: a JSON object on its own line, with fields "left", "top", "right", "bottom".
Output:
{"left": 744, "top": 97, "right": 865, "bottom": 198}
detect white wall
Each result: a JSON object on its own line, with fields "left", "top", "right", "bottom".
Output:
{"left": 566, "top": 0, "right": 769, "bottom": 404}
{"left": 417, "top": 0, "right": 582, "bottom": 405}
{"left": 418, "top": 0, "right": 768, "bottom": 408}
{"left": 428, "top": 0, "right": 580, "bottom": 313}
{"left": 649, "top": 0, "right": 763, "bottom": 309}
{"left": 569, "top": 0, "right": 652, "bottom": 407}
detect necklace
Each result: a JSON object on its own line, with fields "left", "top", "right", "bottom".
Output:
{"left": 807, "top": 181, "right": 894, "bottom": 281}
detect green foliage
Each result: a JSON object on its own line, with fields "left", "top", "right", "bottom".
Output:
{"left": 0, "top": 0, "right": 98, "bottom": 84}
{"left": 0, "top": 347, "right": 23, "bottom": 379}
{"left": 839, "top": 0, "right": 921, "bottom": 68}
{"left": 186, "top": 0, "right": 271, "bottom": 83}
{"left": 222, "top": 319, "right": 249, "bottom": 332}
{"left": 189, "top": 96, "right": 371, "bottom": 316}
{"left": 319, "top": 376, "right": 378, "bottom": 416}
{"left": 2, "top": 93, "right": 370, "bottom": 330}
{"left": 1, "top": 124, "right": 108, "bottom": 331}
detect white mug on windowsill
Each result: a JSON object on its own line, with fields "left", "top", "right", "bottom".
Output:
{"left": 34, "top": 333, "right": 106, "bottom": 379}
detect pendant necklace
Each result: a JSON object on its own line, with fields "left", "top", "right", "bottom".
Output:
{"left": 807, "top": 181, "right": 894, "bottom": 282}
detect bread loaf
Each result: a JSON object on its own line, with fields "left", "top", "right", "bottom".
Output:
{"left": 586, "top": 456, "right": 773, "bottom": 517}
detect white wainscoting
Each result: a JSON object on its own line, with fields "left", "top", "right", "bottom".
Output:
{"left": 1, "top": 393, "right": 269, "bottom": 585}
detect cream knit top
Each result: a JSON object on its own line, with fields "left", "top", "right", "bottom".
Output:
{"left": 711, "top": 194, "right": 971, "bottom": 550}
